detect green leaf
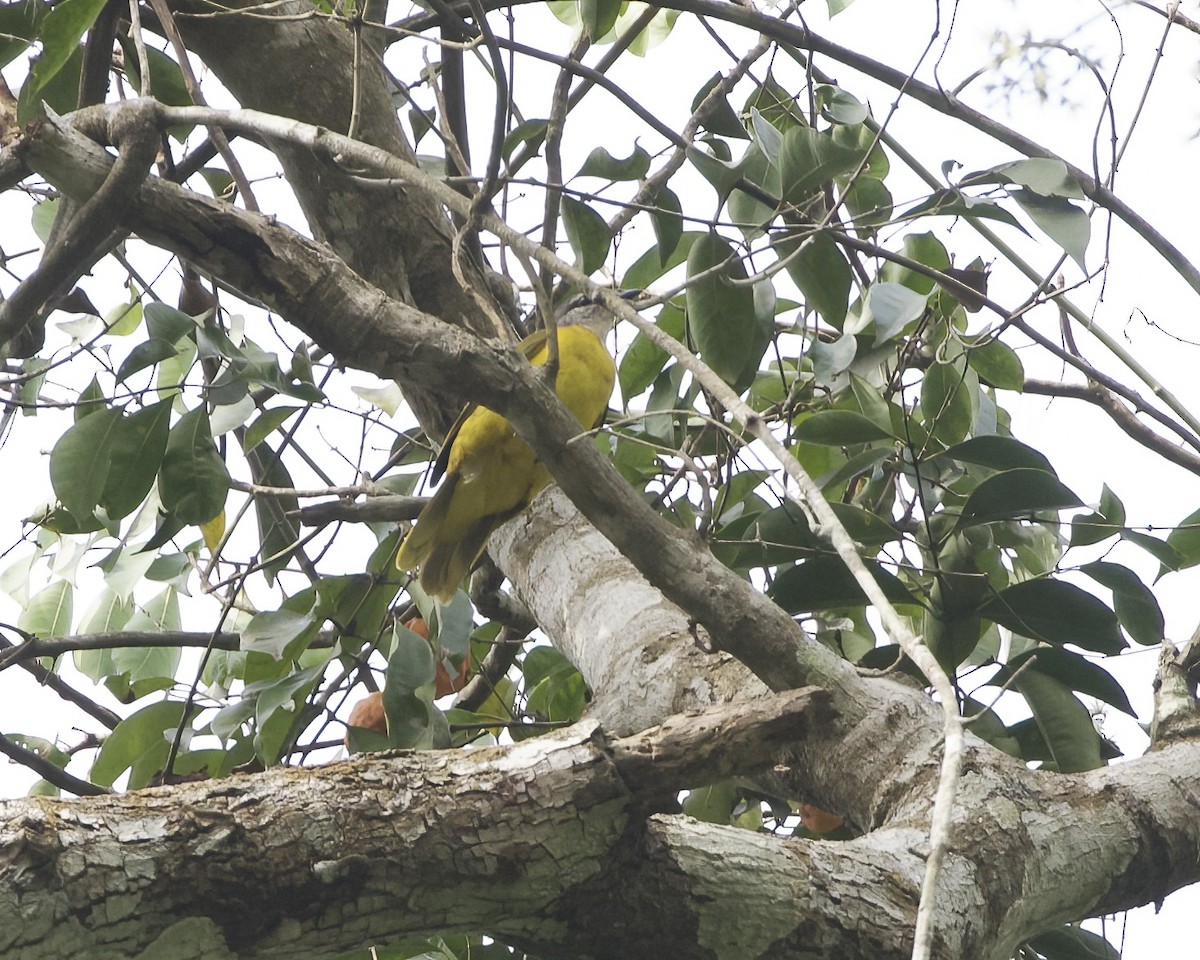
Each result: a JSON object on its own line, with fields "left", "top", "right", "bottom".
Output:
{"left": 969, "top": 158, "right": 1086, "bottom": 199}
{"left": 778, "top": 126, "right": 862, "bottom": 202}
{"left": 91, "top": 700, "right": 187, "bottom": 788}
{"left": 383, "top": 621, "right": 448, "bottom": 749}
{"left": 1080, "top": 561, "right": 1164, "bottom": 646}
{"left": 577, "top": 144, "right": 651, "bottom": 181}
{"left": 649, "top": 186, "right": 683, "bottom": 263}
{"left": 158, "top": 405, "right": 230, "bottom": 525}
{"left": 920, "top": 359, "right": 973, "bottom": 446}
{"left": 769, "top": 556, "right": 915, "bottom": 614}
{"left": 897, "top": 190, "right": 1028, "bottom": 233}
{"left": 526, "top": 670, "right": 588, "bottom": 725}
{"left": 26, "top": 0, "right": 108, "bottom": 102}
{"left": 777, "top": 231, "right": 852, "bottom": 328}
{"left": 116, "top": 338, "right": 182, "bottom": 384}
{"left": 618, "top": 304, "right": 682, "bottom": 401}
{"left": 691, "top": 73, "right": 748, "bottom": 139}
{"left": 433, "top": 590, "right": 474, "bottom": 659}
{"left": 686, "top": 233, "right": 758, "bottom": 388}
{"left": 881, "top": 233, "right": 951, "bottom": 295}
{"left": 806, "top": 331, "right": 857, "bottom": 385}
{"left": 862, "top": 282, "right": 928, "bottom": 343}
{"left": 388, "top": 620, "right": 438, "bottom": 692}
{"left": 956, "top": 469, "right": 1082, "bottom": 528}
{"left": 0, "top": 0, "right": 45, "bottom": 68}
{"left": 682, "top": 782, "right": 739, "bottom": 824}
{"left": 18, "top": 41, "right": 82, "bottom": 122}
{"left": 18, "top": 580, "right": 73, "bottom": 638}
{"left": 624, "top": 232, "right": 703, "bottom": 290}
{"left": 1025, "top": 926, "right": 1120, "bottom": 960}
{"left": 996, "top": 647, "right": 1135, "bottom": 717}
{"left": 1011, "top": 189, "right": 1090, "bottom": 271}
{"left": 561, "top": 196, "right": 612, "bottom": 275}
{"left": 501, "top": 119, "right": 547, "bottom": 163}
{"left": 966, "top": 337, "right": 1024, "bottom": 391}
{"left": 817, "top": 85, "right": 868, "bottom": 125}
{"left": 842, "top": 176, "right": 892, "bottom": 232}
{"left": 49, "top": 405, "right": 122, "bottom": 519}
{"left": 243, "top": 405, "right": 302, "bottom": 454}
{"left": 727, "top": 144, "right": 781, "bottom": 239}
{"left": 252, "top": 663, "right": 324, "bottom": 764}
{"left": 145, "top": 303, "right": 197, "bottom": 343}
{"left": 1069, "top": 484, "right": 1125, "bottom": 547}
{"left": 980, "top": 579, "right": 1125, "bottom": 654}
{"left": 579, "top": 0, "right": 622, "bottom": 41}
{"left": 1121, "top": 529, "right": 1184, "bottom": 575}
{"left": 119, "top": 40, "right": 192, "bottom": 107}
{"left": 241, "top": 606, "right": 320, "bottom": 660}
{"left": 687, "top": 144, "right": 746, "bottom": 203}
{"left": 794, "top": 411, "right": 895, "bottom": 445}
{"left": 828, "top": 503, "right": 900, "bottom": 546}
{"left": 1015, "top": 669, "right": 1103, "bottom": 773}
{"left": 726, "top": 501, "right": 819, "bottom": 568}
{"left": 938, "top": 436, "right": 1054, "bottom": 474}
{"left": 1163, "top": 505, "right": 1200, "bottom": 573}
{"left": 250, "top": 445, "right": 299, "bottom": 585}
{"left": 99, "top": 400, "right": 173, "bottom": 520}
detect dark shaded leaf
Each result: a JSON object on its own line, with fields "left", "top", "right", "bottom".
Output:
{"left": 1015, "top": 669, "right": 1104, "bottom": 773}
{"left": 994, "top": 647, "right": 1134, "bottom": 717}
{"left": 795, "top": 411, "right": 895, "bottom": 445}
{"left": 980, "top": 579, "right": 1125, "bottom": 654}
{"left": 957, "top": 469, "right": 1082, "bottom": 528}
{"left": 938, "top": 436, "right": 1054, "bottom": 474}
{"left": 769, "top": 556, "right": 915, "bottom": 613}
{"left": 1080, "top": 561, "right": 1164, "bottom": 646}
{"left": 686, "top": 233, "right": 758, "bottom": 388}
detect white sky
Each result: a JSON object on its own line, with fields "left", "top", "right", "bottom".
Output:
{"left": 3, "top": 0, "right": 1200, "bottom": 955}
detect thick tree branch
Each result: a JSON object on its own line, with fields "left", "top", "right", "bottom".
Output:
{"left": 0, "top": 695, "right": 839, "bottom": 959}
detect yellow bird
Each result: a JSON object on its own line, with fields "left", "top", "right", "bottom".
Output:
{"left": 396, "top": 307, "right": 616, "bottom": 601}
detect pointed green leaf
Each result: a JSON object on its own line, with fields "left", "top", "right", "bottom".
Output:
{"left": 691, "top": 73, "right": 749, "bottom": 139}
{"left": 920, "top": 359, "right": 974, "bottom": 446}
{"left": 91, "top": 700, "right": 187, "bottom": 788}
{"left": 957, "top": 469, "right": 1082, "bottom": 529}
{"left": 158, "top": 405, "right": 230, "bottom": 525}
{"left": 777, "top": 231, "right": 852, "bottom": 329}
{"left": 1070, "top": 484, "right": 1125, "bottom": 547}
{"left": 686, "top": 234, "right": 758, "bottom": 388}
{"left": 49, "top": 406, "right": 122, "bottom": 520}
{"left": 561, "top": 196, "right": 612, "bottom": 275}
{"left": 1080, "top": 561, "right": 1164, "bottom": 646}
{"left": 624, "top": 232, "right": 703, "bottom": 290}
{"left": 967, "top": 337, "right": 1024, "bottom": 391}
{"left": 980, "top": 579, "right": 1125, "bottom": 654}
{"left": 1015, "top": 669, "right": 1104, "bottom": 773}
{"left": 99, "top": 401, "right": 173, "bottom": 520}
{"left": 18, "top": 580, "right": 73, "bottom": 638}
{"left": 1121, "top": 529, "right": 1183, "bottom": 576}
{"left": 501, "top": 118, "right": 547, "bottom": 163}
{"left": 649, "top": 186, "right": 683, "bottom": 263}
{"left": 795, "top": 410, "right": 895, "bottom": 445}
{"left": 938, "top": 436, "right": 1054, "bottom": 474}
{"left": 996, "top": 647, "right": 1134, "bottom": 716}
{"left": 1011, "top": 189, "right": 1090, "bottom": 270}
{"left": 778, "top": 126, "right": 861, "bottom": 202}
{"left": 577, "top": 144, "right": 651, "bottom": 181}
{"left": 770, "top": 556, "right": 915, "bottom": 613}
{"left": 863, "top": 282, "right": 928, "bottom": 343}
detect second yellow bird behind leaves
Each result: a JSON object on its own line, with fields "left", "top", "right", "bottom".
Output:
{"left": 395, "top": 308, "right": 616, "bottom": 601}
